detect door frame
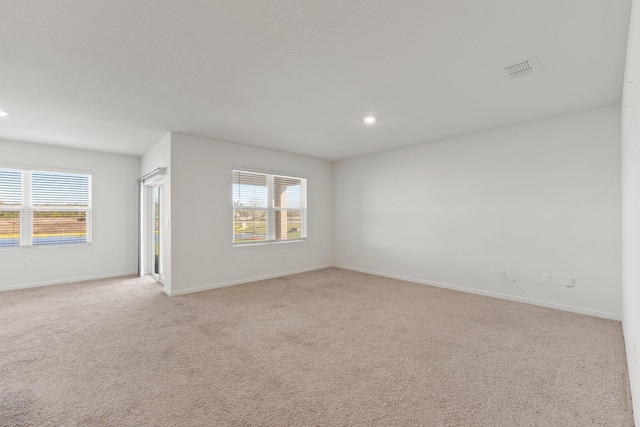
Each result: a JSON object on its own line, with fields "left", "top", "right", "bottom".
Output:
{"left": 138, "top": 167, "right": 166, "bottom": 281}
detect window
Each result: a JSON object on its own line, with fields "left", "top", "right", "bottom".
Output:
{"left": 0, "top": 168, "right": 92, "bottom": 248}
{"left": 233, "top": 169, "right": 306, "bottom": 244}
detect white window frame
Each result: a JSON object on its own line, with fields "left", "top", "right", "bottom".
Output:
{"left": 0, "top": 166, "right": 92, "bottom": 249}
{"left": 232, "top": 168, "right": 307, "bottom": 246}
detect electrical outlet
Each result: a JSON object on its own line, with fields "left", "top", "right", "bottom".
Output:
{"left": 24, "top": 262, "right": 32, "bottom": 270}
{"left": 543, "top": 274, "right": 552, "bottom": 284}
{"left": 235, "top": 259, "right": 241, "bottom": 267}
{"left": 562, "top": 277, "right": 575, "bottom": 288}
{"left": 500, "top": 269, "right": 507, "bottom": 278}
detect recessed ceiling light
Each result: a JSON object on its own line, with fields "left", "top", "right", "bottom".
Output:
{"left": 363, "top": 116, "right": 376, "bottom": 124}
{"left": 0, "top": 111, "right": 9, "bottom": 117}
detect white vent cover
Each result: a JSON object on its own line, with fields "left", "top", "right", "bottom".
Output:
{"left": 504, "top": 56, "right": 540, "bottom": 79}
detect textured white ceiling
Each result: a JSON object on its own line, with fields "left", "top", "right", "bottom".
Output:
{"left": 0, "top": 0, "right": 631, "bottom": 161}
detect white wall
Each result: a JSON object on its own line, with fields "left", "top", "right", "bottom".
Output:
{"left": 168, "top": 133, "right": 333, "bottom": 295}
{"left": 141, "top": 133, "right": 172, "bottom": 293}
{"left": 622, "top": 0, "right": 640, "bottom": 423}
{"left": 0, "top": 139, "right": 140, "bottom": 290}
{"left": 334, "top": 104, "right": 622, "bottom": 319}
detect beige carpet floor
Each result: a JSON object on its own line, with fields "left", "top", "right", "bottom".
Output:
{"left": 0, "top": 268, "right": 633, "bottom": 426}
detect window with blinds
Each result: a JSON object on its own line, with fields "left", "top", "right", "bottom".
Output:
{"left": 233, "top": 169, "right": 306, "bottom": 244}
{"left": 0, "top": 167, "right": 92, "bottom": 248}
{"left": 0, "top": 168, "right": 21, "bottom": 247}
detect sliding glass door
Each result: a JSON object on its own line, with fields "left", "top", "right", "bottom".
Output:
{"left": 150, "top": 183, "right": 162, "bottom": 280}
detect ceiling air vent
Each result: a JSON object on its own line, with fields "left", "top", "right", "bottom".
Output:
{"left": 504, "top": 56, "right": 540, "bottom": 79}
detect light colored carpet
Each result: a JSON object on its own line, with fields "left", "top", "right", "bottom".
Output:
{"left": 0, "top": 268, "right": 633, "bottom": 426}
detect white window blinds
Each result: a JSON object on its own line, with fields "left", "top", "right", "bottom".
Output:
{"left": 32, "top": 171, "right": 90, "bottom": 207}
{"left": 233, "top": 169, "right": 306, "bottom": 244}
{"left": 0, "top": 168, "right": 21, "bottom": 247}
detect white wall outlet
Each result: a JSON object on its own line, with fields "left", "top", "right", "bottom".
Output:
{"left": 563, "top": 277, "right": 575, "bottom": 287}
{"left": 543, "top": 274, "right": 552, "bottom": 284}
{"left": 500, "top": 269, "right": 507, "bottom": 278}
{"left": 235, "top": 259, "right": 241, "bottom": 267}
{"left": 24, "top": 262, "right": 32, "bottom": 270}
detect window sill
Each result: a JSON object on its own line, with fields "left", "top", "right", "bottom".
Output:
{"left": 0, "top": 242, "right": 92, "bottom": 251}
{"left": 233, "top": 238, "right": 306, "bottom": 247}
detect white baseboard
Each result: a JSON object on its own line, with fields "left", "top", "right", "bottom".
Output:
{"left": 164, "top": 264, "right": 333, "bottom": 296}
{"left": 0, "top": 271, "right": 139, "bottom": 292}
{"left": 334, "top": 264, "right": 621, "bottom": 321}
{"left": 4, "top": 264, "right": 620, "bottom": 321}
